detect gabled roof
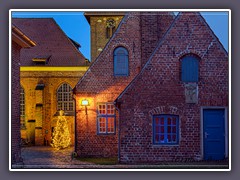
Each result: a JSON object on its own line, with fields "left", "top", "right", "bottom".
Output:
{"left": 116, "top": 12, "right": 228, "bottom": 102}
{"left": 12, "top": 18, "right": 87, "bottom": 66}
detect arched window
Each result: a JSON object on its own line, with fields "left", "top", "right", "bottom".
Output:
{"left": 114, "top": 47, "right": 129, "bottom": 76}
{"left": 181, "top": 54, "right": 199, "bottom": 82}
{"left": 20, "top": 86, "right": 25, "bottom": 128}
{"left": 57, "top": 83, "right": 74, "bottom": 112}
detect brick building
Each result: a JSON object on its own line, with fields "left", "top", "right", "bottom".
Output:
{"left": 11, "top": 24, "right": 36, "bottom": 164}
{"left": 12, "top": 18, "right": 89, "bottom": 146}
{"left": 74, "top": 12, "right": 228, "bottom": 163}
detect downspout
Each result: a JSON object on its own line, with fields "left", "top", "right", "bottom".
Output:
{"left": 72, "top": 88, "right": 77, "bottom": 154}
{"left": 114, "top": 101, "right": 121, "bottom": 163}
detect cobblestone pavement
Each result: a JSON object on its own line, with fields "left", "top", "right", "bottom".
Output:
{"left": 11, "top": 146, "right": 229, "bottom": 170}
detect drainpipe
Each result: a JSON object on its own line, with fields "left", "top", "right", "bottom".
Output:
{"left": 114, "top": 100, "right": 121, "bottom": 163}
{"left": 72, "top": 89, "right": 77, "bottom": 153}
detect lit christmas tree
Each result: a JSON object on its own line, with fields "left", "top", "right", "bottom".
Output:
{"left": 51, "top": 110, "right": 71, "bottom": 150}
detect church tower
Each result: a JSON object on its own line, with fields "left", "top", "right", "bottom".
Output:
{"left": 84, "top": 12, "right": 125, "bottom": 62}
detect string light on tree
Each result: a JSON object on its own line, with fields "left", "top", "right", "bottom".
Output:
{"left": 51, "top": 110, "right": 71, "bottom": 150}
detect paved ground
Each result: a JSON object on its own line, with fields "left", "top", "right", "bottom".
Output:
{"left": 11, "top": 146, "right": 229, "bottom": 170}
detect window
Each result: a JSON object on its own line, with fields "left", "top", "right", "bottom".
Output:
{"left": 97, "top": 103, "right": 116, "bottom": 134}
{"left": 20, "top": 86, "right": 25, "bottom": 128}
{"left": 181, "top": 54, "right": 199, "bottom": 82}
{"left": 153, "top": 115, "right": 179, "bottom": 145}
{"left": 106, "top": 18, "right": 116, "bottom": 39}
{"left": 57, "top": 83, "right": 74, "bottom": 112}
{"left": 114, "top": 47, "right": 129, "bottom": 76}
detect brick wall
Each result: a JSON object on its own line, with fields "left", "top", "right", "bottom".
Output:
{"left": 117, "top": 12, "right": 228, "bottom": 163}
{"left": 75, "top": 12, "right": 144, "bottom": 158}
{"left": 11, "top": 41, "right": 22, "bottom": 164}
{"left": 75, "top": 12, "right": 182, "bottom": 159}
{"left": 140, "top": 12, "right": 175, "bottom": 67}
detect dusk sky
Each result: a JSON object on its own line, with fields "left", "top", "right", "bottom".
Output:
{"left": 12, "top": 11, "right": 229, "bottom": 61}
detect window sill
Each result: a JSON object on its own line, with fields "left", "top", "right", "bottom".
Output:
{"left": 152, "top": 144, "right": 179, "bottom": 147}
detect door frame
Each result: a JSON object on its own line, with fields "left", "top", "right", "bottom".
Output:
{"left": 200, "top": 107, "right": 228, "bottom": 160}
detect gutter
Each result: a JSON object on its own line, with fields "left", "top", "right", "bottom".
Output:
{"left": 12, "top": 24, "right": 36, "bottom": 47}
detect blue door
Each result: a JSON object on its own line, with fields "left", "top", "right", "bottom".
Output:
{"left": 203, "top": 109, "right": 225, "bottom": 160}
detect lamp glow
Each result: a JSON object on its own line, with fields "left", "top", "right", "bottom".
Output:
{"left": 81, "top": 99, "right": 89, "bottom": 106}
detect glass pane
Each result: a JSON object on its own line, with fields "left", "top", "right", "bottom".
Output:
{"left": 168, "top": 117, "right": 171, "bottom": 125}
{"left": 160, "top": 135, "right": 164, "bottom": 142}
{"left": 172, "top": 118, "right": 176, "bottom": 125}
{"left": 160, "top": 117, "right": 164, "bottom": 125}
{"left": 172, "top": 126, "right": 176, "bottom": 133}
{"left": 172, "top": 135, "right": 176, "bottom": 142}
{"left": 99, "top": 118, "right": 106, "bottom": 133}
{"left": 167, "top": 126, "right": 171, "bottom": 133}
{"left": 155, "top": 117, "right": 159, "bottom": 124}
{"left": 160, "top": 126, "right": 164, "bottom": 133}
{"left": 107, "top": 117, "right": 115, "bottom": 133}
{"left": 167, "top": 135, "right": 172, "bottom": 142}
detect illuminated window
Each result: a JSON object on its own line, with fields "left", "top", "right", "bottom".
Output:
{"left": 114, "top": 47, "right": 129, "bottom": 76}
{"left": 20, "top": 86, "right": 25, "bottom": 128}
{"left": 57, "top": 83, "right": 74, "bottom": 112}
{"left": 153, "top": 115, "right": 179, "bottom": 145}
{"left": 97, "top": 103, "right": 116, "bottom": 134}
{"left": 181, "top": 54, "right": 199, "bottom": 82}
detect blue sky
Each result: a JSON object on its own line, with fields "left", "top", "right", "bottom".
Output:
{"left": 12, "top": 11, "right": 229, "bottom": 61}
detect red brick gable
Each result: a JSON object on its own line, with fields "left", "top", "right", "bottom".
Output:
{"left": 115, "top": 12, "right": 228, "bottom": 163}
{"left": 117, "top": 12, "right": 228, "bottom": 102}
{"left": 74, "top": 12, "right": 175, "bottom": 95}
{"left": 12, "top": 18, "right": 86, "bottom": 66}
{"left": 74, "top": 12, "right": 143, "bottom": 96}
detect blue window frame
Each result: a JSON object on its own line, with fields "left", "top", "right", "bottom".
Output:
{"left": 97, "top": 103, "right": 116, "bottom": 134}
{"left": 153, "top": 115, "right": 179, "bottom": 145}
{"left": 114, "top": 47, "right": 129, "bottom": 76}
{"left": 181, "top": 55, "right": 199, "bottom": 82}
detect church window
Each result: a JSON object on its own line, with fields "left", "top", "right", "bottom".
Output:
{"left": 114, "top": 47, "right": 129, "bottom": 76}
{"left": 57, "top": 83, "right": 74, "bottom": 112}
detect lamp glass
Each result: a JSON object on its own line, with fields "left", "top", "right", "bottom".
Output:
{"left": 81, "top": 99, "right": 89, "bottom": 106}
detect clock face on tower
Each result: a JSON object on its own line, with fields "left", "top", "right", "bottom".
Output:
{"left": 106, "top": 19, "right": 116, "bottom": 28}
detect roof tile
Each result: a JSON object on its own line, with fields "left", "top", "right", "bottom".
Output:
{"left": 12, "top": 18, "right": 86, "bottom": 66}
